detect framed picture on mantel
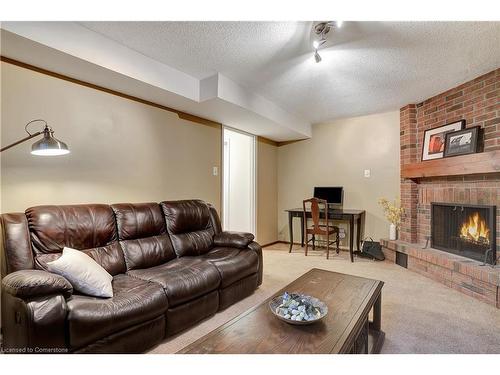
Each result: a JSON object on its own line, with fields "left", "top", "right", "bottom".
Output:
{"left": 444, "top": 125, "right": 481, "bottom": 157}
{"left": 421, "top": 120, "right": 465, "bottom": 161}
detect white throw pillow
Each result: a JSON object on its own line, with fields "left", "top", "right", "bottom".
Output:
{"left": 47, "top": 247, "right": 113, "bottom": 298}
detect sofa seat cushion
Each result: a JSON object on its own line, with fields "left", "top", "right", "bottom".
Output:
{"left": 66, "top": 274, "right": 168, "bottom": 349}
{"left": 203, "top": 247, "right": 259, "bottom": 288}
{"left": 128, "top": 257, "right": 220, "bottom": 307}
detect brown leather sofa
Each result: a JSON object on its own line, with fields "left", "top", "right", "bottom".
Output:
{"left": 0, "top": 200, "right": 262, "bottom": 353}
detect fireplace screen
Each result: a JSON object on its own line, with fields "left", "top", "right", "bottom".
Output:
{"left": 431, "top": 203, "right": 496, "bottom": 265}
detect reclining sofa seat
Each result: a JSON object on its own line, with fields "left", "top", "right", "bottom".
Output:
{"left": 0, "top": 199, "right": 262, "bottom": 353}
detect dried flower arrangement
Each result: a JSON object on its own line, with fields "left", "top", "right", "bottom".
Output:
{"left": 378, "top": 198, "right": 405, "bottom": 228}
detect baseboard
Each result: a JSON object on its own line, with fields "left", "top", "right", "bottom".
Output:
{"left": 261, "top": 241, "right": 281, "bottom": 248}
{"left": 263, "top": 241, "right": 351, "bottom": 252}
{"left": 277, "top": 240, "right": 301, "bottom": 245}
{"left": 262, "top": 240, "right": 301, "bottom": 247}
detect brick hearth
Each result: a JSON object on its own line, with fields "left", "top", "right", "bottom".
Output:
{"left": 381, "top": 239, "right": 500, "bottom": 309}
{"left": 391, "top": 68, "right": 500, "bottom": 307}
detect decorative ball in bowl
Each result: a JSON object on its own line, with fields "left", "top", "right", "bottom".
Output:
{"left": 269, "top": 292, "right": 328, "bottom": 325}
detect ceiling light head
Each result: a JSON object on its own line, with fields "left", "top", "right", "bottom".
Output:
{"left": 314, "top": 51, "right": 322, "bottom": 63}
{"left": 312, "top": 39, "right": 326, "bottom": 50}
{"left": 31, "top": 126, "right": 70, "bottom": 156}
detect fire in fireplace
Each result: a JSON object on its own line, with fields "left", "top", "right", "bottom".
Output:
{"left": 431, "top": 203, "right": 496, "bottom": 265}
{"left": 459, "top": 212, "right": 490, "bottom": 246}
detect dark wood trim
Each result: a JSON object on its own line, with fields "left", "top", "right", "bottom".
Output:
{"left": 401, "top": 150, "right": 500, "bottom": 182}
{"left": 1, "top": 55, "right": 222, "bottom": 129}
{"left": 277, "top": 139, "right": 308, "bottom": 147}
{"left": 257, "top": 136, "right": 278, "bottom": 147}
{"left": 260, "top": 136, "right": 309, "bottom": 147}
{"left": 177, "top": 112, "right": 221, "bottom": 129}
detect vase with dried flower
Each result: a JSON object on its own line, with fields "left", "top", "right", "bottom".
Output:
{"left": 378, "top": 198, "right": 404, "bottom": 240}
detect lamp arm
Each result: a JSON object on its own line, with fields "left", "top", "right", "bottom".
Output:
{"left": 25, "top": 119, "right": 48, "bottom": 136}
{"left": 1, "top": 119, "right": 49, "bottom": 153}
{"left": 0, "top": 131, "right": 43, "bottom": 152}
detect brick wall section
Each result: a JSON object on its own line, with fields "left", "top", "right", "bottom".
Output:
{"left": 400, "top": 104, "right": 418, "bottom": 243}
{"left": 381, "top": 239, "right": 500, "bottom": 308}
{"left": 400, "top": 68, "right": 500, "bottom": 246}
{"left": 415, "top": 68, "right": 500, "bottom": 156}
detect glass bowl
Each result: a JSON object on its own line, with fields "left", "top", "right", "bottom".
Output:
{"left": 269, "top": 292, "right": 328, "bottom": 325}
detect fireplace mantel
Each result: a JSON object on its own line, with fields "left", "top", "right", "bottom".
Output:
{"left": 401, "top": 151, "right": 500, "bottom": 182}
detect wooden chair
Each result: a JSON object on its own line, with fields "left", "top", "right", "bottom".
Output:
{"left": 303, "top": 198, "right": 340, "bottom": 259}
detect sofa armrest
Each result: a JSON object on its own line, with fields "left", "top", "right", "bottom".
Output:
{"left": 213, "top": 231, "right": 255, "bottom": 249}
{"left": 247, "top": 241, "right": 263, "bottom": 286}
{"left": 2, "top": 269, "right": 73, "bottom": 300}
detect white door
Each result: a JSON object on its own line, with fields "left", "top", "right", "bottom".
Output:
{"left": 222, "top": 127, "right": 256, "bottom": 234}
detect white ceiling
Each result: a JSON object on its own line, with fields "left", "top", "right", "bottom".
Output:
{"left": 80, "top": 21, "right": 500, "bottom": 124}
{"left": 2, "top": 22, "right": 499, "bottom": 141}
{"left": 1, "top": 23, "right": 311, "bottom": 141}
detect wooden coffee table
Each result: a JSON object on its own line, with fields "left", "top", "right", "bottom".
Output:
{"left": 178, "top": 268, "right": 385, "bottom": 354}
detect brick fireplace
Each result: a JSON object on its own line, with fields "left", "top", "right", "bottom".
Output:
{"left": 400, "top": 68, "right": 500, "bottom": 246}
{"left": 383, "top": 68, "right": 500, "bottom": 308}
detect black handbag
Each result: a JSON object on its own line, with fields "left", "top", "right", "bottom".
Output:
{"left": 359, "top": 237, "right": 385, "bottom": 261}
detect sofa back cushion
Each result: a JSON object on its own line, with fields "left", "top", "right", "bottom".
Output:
{"left": 1, "top": 213, "right": 35, "bottom": 274}
{"left": 25, "top": 204, "right": 126, "bottom": 276}
{"left": 111, "top": 203, "right": 176, "bottom": 270}
{"left": 161, "top": 200, "right": 214, "bottom": 257}
{"left": 207, "top": 203, "right": 222, "bottom": 235}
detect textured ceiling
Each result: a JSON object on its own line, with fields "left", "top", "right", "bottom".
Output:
{"left": 80, "top": 21, "right": 500, "bottom": 124}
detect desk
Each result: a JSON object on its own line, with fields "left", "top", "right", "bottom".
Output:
{"left": 285, "top": 208, "right": 366, "bottom": 262}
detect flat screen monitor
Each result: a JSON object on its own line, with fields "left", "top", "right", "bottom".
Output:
{"left": 313, "top": 187, "right": 343, "bottom": 205}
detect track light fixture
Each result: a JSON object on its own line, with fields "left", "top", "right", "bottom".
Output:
{"left": 312, "top": 21, "right": 343, "bottom": 63}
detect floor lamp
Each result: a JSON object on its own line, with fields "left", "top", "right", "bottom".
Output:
{"left": 0, "top": 119, "right": 70, "bottom": 156}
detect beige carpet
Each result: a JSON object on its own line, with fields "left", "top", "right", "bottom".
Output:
{"left": 149, "top": 243, "right": 500, "bottom": 354}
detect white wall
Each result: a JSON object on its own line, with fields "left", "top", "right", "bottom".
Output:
{"left": 1, "top": 62, "right": 222, "bottom": 213}
{"left": 277, "top": 111, "right": 400, "bottom": 245}
{"left": 223, "top": 128, "right": 255, "bottom": 233}
{"left": 256, "top": 138, "right": 278, "bottom": 245}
